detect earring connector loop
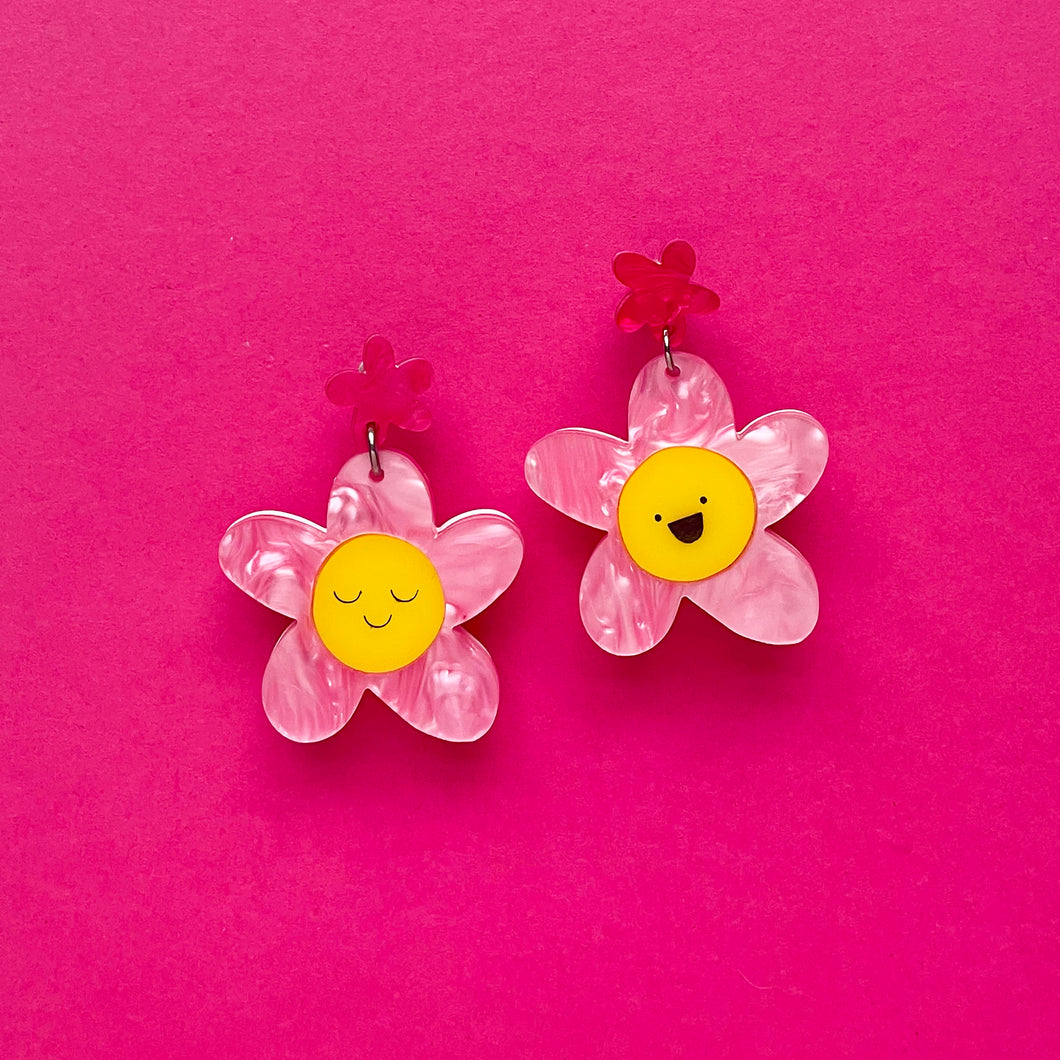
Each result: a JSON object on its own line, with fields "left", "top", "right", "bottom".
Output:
{"left": 662, "top": 327, "right": 679, "bottom": 377}
{"left": 366, "top": 421, "right": 383, "bottom": 480}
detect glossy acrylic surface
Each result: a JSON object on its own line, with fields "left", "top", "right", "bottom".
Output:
{"left": 5, "top": 3, "right": 1057, "bottom": 1050}
{"left": 613, "top": 240, "right": 720, "bottom": 346}
{"left": 220, "top": 451, "right": 523, "bottom": 741}
{"left": 325, "top": 335, "right": 432, "bottom": 445}
{"left": 525, "top": 351, "right": 827, "bottom": 654}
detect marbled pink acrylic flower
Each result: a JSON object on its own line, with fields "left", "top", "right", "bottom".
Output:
{"left": 525, "top": 352, "right": 827, "bottom": 655}
{"left": 220, "top": 452, "right": 523, "bottom": 741}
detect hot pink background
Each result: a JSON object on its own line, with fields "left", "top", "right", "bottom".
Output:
{"left": 2, "top": 0, "right": 1057, "bottom": 1055}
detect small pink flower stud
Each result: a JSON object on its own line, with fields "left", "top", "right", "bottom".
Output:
{"left": 325, "top": 335, "right": 432, "bottom": 444}
{"left": 613, "top": 240, "right": 720, "bottom": 348}
{"left": 526, "top": 293, "right": 827, "bottom": 656}
{"left": 221, "top": 338, "right": 522, "bottom": 742}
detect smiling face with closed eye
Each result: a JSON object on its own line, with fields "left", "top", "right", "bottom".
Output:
{"left": 311, "top": 534, "right": 445, "bottom": 673}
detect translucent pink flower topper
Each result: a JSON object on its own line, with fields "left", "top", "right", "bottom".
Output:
{"left": 525, "top": 352, "right": 827, "bottom": 655}
{"left": 325, "top": 335, "right": 432, "bottom": 446}
{"left": 613, "top": 240, "right": 720, "bottom": 348}
{"left": 220, "top": 452, "right": 523, "bottom": 742}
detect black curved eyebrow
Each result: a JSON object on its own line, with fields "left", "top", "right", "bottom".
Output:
{"left": 390, "top": 589, "right": 419, "bottom": 604}
{"left": 332, "top": 590, "right": 362, "bottom": 604}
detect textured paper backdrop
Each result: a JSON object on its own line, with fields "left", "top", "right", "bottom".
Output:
{"left": 1, "top": 0, "right": 1057, "bottom": 1055}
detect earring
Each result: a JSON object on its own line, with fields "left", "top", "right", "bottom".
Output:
{"left": 220, "top": 336, "right": 523, "bottom": 742}
{"left": 525, "top": 242, "right": 827, "bottom": 656}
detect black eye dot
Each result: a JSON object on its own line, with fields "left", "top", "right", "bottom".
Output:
{"left": 654, "top": 514, "right": 662, "bottom": 522}
{"left": 699, "top": 496, "right": 707, "bottom": 504}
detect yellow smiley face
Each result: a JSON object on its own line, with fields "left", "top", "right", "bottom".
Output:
{"left": 617, "top": 447, "right": 757, "bottom": 583}
{"left": 311, "top": 534, "right": 445, "bottom": 673}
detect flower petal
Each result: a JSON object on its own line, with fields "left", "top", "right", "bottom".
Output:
{"left": 362, "top": 334, "right": 394, "bottom": 374}
{"left": 579, "top": 533, "right": 683, "bottom": 655}
{"left": 684, "top": 531, "right": 819, "bottom": 644}
{"left": 428, "top": 511, "right": 523, "bottom": 626}
{"left": 262, "top": 622, "right": 368, "bottom": 742}
{"left": 659, "top": 239, "right": 696, "bottom": 275}
{"left": 395, "top": 357, "right": 433, "bottom": 397}
{"left": 525, "top": 428, "right": 634, "bottom": 531}
{"left": 219, "top": 512, "right": 328, "bottom": 619}
{"left": 616, "top": 289, "right": 664, "bottom": 332}
{"left": 714, "top": 410, "right": 828, "bottom": 526}
{"left": 372, "top": 628, "right": 499, "bottom": 741}
{"left": 627, "top": 352, "right": 735, "bottom": 457}
{"left": 613, "top": 251, "right": 663, "bottom": 289}
{"left": 324, "top": 367, "right": 365, "bottom": 407}
{"left": 687, "top": 285, "right": 721, "bottom": 315}
{"left": 326, "top": 451, "right": 435, "bottom": 545}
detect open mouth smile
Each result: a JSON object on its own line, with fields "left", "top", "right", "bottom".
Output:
{"left": 667, "top": 512, "right": 704, "bottom": 543}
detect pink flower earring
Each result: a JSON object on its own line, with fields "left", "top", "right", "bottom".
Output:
{"left": 525, "top": 242, "right": 827, "bottom": 656}
{"left": 220, "top": 336, "right": 524, "bottom": 742}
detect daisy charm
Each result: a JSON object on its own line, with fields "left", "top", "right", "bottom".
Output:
{"left": 221, "top": 339, "right": 523, "bottom": 742}
{"left": 525, "top": 243, "right": 827, "bottom": 656}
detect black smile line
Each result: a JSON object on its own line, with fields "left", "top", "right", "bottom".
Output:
{"left": 363, "top": 614, "right": 393, "bottom": 629}
{"left": 668, "top": 511, "right": 704, "bottom": 543}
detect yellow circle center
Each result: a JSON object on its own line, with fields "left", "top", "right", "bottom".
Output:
{"left": 617, "top": 447, "right": 757, "bottom": 582}
{"left": 311, "top": 534, "right": 445, "bottom": 673}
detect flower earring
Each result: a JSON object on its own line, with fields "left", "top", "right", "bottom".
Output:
{"left": 525, "top": 242, "right": 827, "bottom": 656}
{"left": 220, "top": 336, "right": 524, "bottom": 742}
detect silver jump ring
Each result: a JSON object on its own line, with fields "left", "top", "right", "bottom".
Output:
{"left": 366, "top": 421, "right": 383, "bottom": 480}
{"left": 662, "top": 327, "right": 679, "bottom": 376}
